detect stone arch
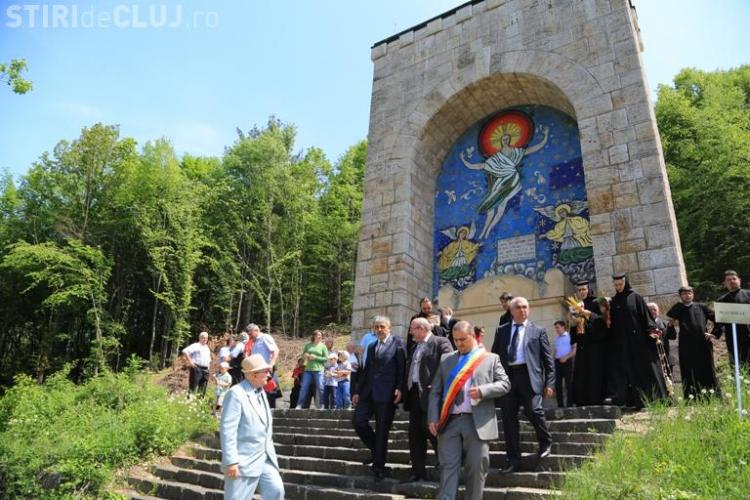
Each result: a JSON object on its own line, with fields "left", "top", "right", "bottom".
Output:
{"left": 395, "top": 51, "right": 609, "bottom": 308}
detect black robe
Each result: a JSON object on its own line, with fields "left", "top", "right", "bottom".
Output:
{"left": 666, "top": 301, "right": 719, "bottom": 398}
{"left": 570, "top": 296, "right": 609, "bottom": 405}
{"left": 715, "top": 288, "right": 750, "bottom": 369}
{"left": 610, "top": 285, "right": 668, "bottom": 408}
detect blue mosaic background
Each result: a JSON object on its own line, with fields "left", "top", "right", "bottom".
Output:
{"left": 432, "top": 104, "right": 596, "bottom": 297}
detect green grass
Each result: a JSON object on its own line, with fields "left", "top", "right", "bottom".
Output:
{"left": 561, "top": 371, "right": 750, "bottom": 499}
{"left": 0, "top": 358, "right": 215, "bottom": 499}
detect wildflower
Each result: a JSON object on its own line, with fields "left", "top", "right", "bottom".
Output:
{"left": 709, "top": 389, "right": 715, "bottom": 394}
{"left": 701, "top": 389, "right": 707, "bottom": 394}
{"left": 688, "top": 394, "right": 695, "bottom": 400}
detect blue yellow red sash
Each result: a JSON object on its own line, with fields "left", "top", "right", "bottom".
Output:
{"left": 438, "top": 348, "right": 489, "bottom": 430}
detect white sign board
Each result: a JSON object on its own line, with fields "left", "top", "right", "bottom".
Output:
{"left": 496, "top": 234, "right": 536, "bottom": 264}
{"left": 712, "top": 302, "right": 750, "bottom": 324}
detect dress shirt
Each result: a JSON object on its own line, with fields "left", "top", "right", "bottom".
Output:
{"left": 409, "top": 332, "right": 432, "bottom": 390}
{"left": 230, "top": 341, "right": 245, "bottom": 359}
{"left": 347, "top": 351, "right": 359, "bottom": 372}
{"left": 555, "top": 332, "right": 573, "bottom": 360}
{"left": 451, "top": 350, "right": 476, "bottom": 414}
{"left": 509, "top": 321, "right": 528, "bottom": 366}
{"left": 183, "top": 342, "right": 211, "bottom": 368}
{"left": 251, "top": 333, "right": 278, "bottom": 364}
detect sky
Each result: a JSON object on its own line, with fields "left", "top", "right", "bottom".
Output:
{"left": 1, "top": 0, "right": 748, "bottom": 177}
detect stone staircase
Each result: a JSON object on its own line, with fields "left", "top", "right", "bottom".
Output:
{"left": 122, "top": 405, "right": 621, "bottom": 499}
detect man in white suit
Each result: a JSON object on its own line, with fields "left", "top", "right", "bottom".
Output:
{"left": 428, "top": 321, "right": 511, "bottom": 500}
{"left": 220, "top": 354, "right": 284, "bottom": 500}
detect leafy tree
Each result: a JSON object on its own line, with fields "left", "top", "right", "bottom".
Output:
{"left": 0, "top": 59, "right": 32, "bottom": 94}
{"left": 655, "top": 66, "right": 750, "bottom": 297}
{"left": 308, "top": 141, "right": 366, "bottom": 324}
{"left": 0, "top": 239, "right": 112, "bottom": 379}
{"left": 0, "top": 117, "right": 366, "bottom": 384}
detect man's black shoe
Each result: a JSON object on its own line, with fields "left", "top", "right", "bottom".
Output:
{"left": 500, "top": 463, "right": 519, "bottom": 474}
{"left": 538, "top": 444, "right": 553, "bottom": 459}
{"left": 399, "top": 474, "right": 425, "bottom": 484}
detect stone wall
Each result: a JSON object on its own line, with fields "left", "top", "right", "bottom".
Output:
{"left": 354, "top": 0, "right": 686, "bottom": 338}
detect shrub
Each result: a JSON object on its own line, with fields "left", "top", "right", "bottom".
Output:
{"left": 561, "top": 369, "right": 750, "bottom": 499}
{"left": 0, "top": 361, "right": 215, "bottom": 499}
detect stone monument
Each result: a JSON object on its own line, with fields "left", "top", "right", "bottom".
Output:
{"left": 353, "top": 0, "right": 686, "bottom": 344}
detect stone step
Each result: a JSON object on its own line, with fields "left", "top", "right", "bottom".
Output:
{"left": 278, "top": 443, "right": 589, "bottom": 467}
{"left": 277, "top": 452, "right": 584, "bottom": 475}
{"left": 127, "top": 475, "right": 222, "bottom": 500}
{"left": 117, "top": 488, "right": 166, "bottom": 500}
{"left": 183, "top": 445, "right": 583, "bottom": 474}
{"left": 274, "top": 405, "right": 621, "bottom": 422}
{"left": 147, "top": 460, "right": 558, "bottom": 500}
{"left": 272, "top": 433, "right": 599, "bottom": 456}
{"left": 174, "top": 453, "right": 566, "bottom": 490}
{"left": 195, "top": 436, "right": 596, "bottom": 459}
{"left": 199, "top": 429, "right": 609, "bottom": 453}
{"left": 270, "top": 418, "right": 617, "bottom": 434}
{"left": 149, "top": 463, "right": 408, "bottom": 499}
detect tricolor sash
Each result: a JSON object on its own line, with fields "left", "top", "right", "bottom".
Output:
{"left": 437, "top": 348, "right": 489, "bottom": 430}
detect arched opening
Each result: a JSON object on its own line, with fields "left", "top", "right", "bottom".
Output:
{"left": 412, "top": 74, "right": 591, "bottom": 339}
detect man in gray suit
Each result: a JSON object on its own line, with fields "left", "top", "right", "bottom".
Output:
{"left": 428, "top": 321, "right": 511, "bottom": 500}
{"left": 491, "top": 297, "right": 555, "bottom": 473}
{"left": 220, "top": 354, "right": 284, "bottom": 500}
{"left": 402, "top": 317, "right": 453, "bottom": 483}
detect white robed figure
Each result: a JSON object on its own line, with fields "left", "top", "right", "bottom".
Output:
{"left": 460, "top": 125, "right": 549, "bottom": 239}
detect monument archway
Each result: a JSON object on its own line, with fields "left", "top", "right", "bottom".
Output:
{"left": 354, "top": 0, "right": 686, "bottom": 338}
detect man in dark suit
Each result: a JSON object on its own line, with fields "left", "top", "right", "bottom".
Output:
{"left": 428, "top": 321, "right": 511, "bottom": 500}
{"left": 498, "top": 292, "right": 514, "bottom": 328}
{"left": 491, "top": 297, "right": 555, "bottom": 473}
{"left": 352, "top": 315, "right": 406, "bottom": 481}
{"left": 401, "top": 317, "right": 453, "bottom": 483}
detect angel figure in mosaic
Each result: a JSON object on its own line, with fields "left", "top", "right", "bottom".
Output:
{"left": 535, "top": 201, "right": 593, "bottom": 264}
{"left": 437, "top": 221, "right": 481, "bottom": 283}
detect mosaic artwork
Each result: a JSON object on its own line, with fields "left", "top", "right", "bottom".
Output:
{"left": 433, "top": 104, "right": 596, "bottom": 296}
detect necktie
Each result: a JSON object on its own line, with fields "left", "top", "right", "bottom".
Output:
{"left": 508, "top": 324, "right": 521, "bottom": 363}
{"left": 256, "top": 389, "right": 268, "bottom": 424}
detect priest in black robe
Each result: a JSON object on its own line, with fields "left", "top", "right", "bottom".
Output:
{"left": 609, "top": 273, "right": 669, "bottom": 409}
{"left": 666, "top": 286, "right": 719, "bottom": 399}
{"left": 568, "top": 281, "right": 609, "bottom": 406}
{"left": 715, "top": 270, "right": 750, "bottom": 370}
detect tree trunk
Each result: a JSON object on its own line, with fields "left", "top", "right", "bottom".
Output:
{"left": 277, "top": 279, "right": 286, "bottom": 335}
{"left": 293, "top": 267, "right": 301, "bottom": 337}
{"left": 89, "top": 288, "right": 104, "bottom": 377}
{"left": 149, "top": 273, "right": 162, "bottom": 367}
{"left": 234, "top": 287, "right": 244, "bottom": 332}
{"left": 226, "top": 291, "right": 235, "bottom": 330}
